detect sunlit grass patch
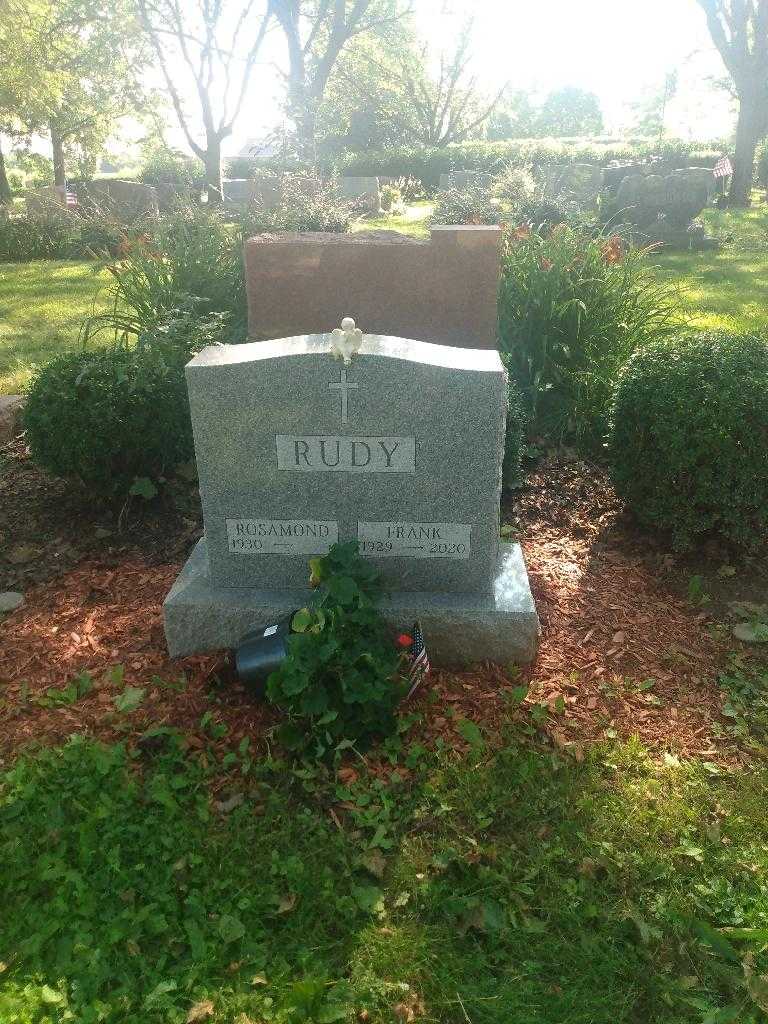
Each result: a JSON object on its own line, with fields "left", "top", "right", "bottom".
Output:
{"left": 352, "top": 201, "right": 433, "bottom": 239}
{"left": 655, "top": 198, "right": 768, "bottom": 335}
{"left": 0, "top": 260, "right": 111, "bottom": 394}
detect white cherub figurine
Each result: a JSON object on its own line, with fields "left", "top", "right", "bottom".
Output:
{"left": 330, "top": 316, "right": 363, "bottom": 365}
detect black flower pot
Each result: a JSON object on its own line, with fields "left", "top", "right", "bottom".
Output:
{"left": 235, "top": 612, "right": 297, "bottom": 699}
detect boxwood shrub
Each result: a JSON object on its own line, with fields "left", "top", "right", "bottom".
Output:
{"left": 609, "top": 331, "right": 768, "bottom": 551}
{"left": 24, "top": 347, "right": 193, "bottom": 499}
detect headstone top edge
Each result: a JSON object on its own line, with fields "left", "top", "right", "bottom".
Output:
{"left": 246, "top": 229, "right": 425, "bottom": 247}
{"left": 186, "top": 333, "right": 505, "bottom": 374}
{"left": 245, "top": 224, "right": 502, "bottom": 249}
{"left": 430, "top": 224, "right": 502, "bottom": 234}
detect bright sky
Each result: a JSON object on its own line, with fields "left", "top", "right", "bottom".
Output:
{"left": 111, "top": 0, "right": 735, "bottom": 161}
{"left": 213, "top": 0, "right": 733, "bottom": 155}
{"left": 411, "top": 0, "right": 732, "bottom": 138}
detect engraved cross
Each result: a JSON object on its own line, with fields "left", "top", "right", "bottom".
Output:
{"left": 328, "top": 367, "right": 359, "bottom": 425}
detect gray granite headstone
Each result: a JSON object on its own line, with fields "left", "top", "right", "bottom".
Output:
{"left": 165, "top": 326, "right": 540, "bottom": 665}
{"left": 222, "top": 178, "right": 254, "bottom": 206}
{"left": 439, "top": 172, "right": 494, "bottom": 191}
{"left": 340, "top": 176, "right": 381, "bottom": 214}
{"left": 81, "top": 179, "right": 159, "bottom": 220}
{"left": 186, "top": 334, "right": 505, "bottom": 595}
{"left": 25, "top": 186, "right": 69, "bottom": 217}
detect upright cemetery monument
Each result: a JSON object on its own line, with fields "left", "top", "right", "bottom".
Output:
{"left": 164, "top": 227, "right": 539, "bottom": 666}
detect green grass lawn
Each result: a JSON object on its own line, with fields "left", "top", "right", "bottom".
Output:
{"left": 2, "top": 717, "right": 768, "bottom": 1024}
{"left": 655, "top": 200, "right": 768, "bottom": 334}
{"left": 0, "top": 261, "right": 111, "bottom": 394}
{"left": 352, "top": 201, "right": 433, "bottom": 239}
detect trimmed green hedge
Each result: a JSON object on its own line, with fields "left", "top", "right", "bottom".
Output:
{"left": 25, "top": 347, "right": 193, "bottom": 499}
{"left": 609, "top": 331, "right": 768, "bottom": 551}
{"left": 333, "top": 138, "right": 724, "bottom": 189}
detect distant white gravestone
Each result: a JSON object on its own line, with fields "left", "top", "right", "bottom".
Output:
{"left": 164, "top": 321, "right": 539, "bottom": 666}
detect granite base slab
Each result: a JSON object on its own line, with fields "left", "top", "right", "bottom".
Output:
{"left": 163, "top": 538, "right": 540, "bottom": 666}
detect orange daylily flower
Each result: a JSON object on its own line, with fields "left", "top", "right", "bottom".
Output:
{"left": 601, "top": 235, "right": 624, "bottom": 264}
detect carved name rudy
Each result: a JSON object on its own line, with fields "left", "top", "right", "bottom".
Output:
{"left": 275, "top": 434, "right": 416, "bottom": 473}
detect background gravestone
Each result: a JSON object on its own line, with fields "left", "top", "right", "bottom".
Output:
{"left": 614, "top": 167, "right": 716, "bottom": 247}
{"left": 25, "top": 186, "right": 69, "bottom": 217}
{"left": 340, "top": 176, "right": 381, "bottom": 214}
{"left": 80, "top": 179, "right": 158, "bottom": 220}
{"left": 222, "top": 178, "right": 255, "bottom": 207}
{"left": 244, "top": 226, "right": 502, "bottom": 350}
{"left": 539, "top": 163, "right": 604, "bottom": 206}
{"left": 248, "top": 175, "right": 281, "bottom": 210}
{"left": 438, "top": 172, "right": 494, "bottom": 191}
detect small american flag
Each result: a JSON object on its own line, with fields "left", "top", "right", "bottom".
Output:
{"left": 713, "top": 156, "right": 734, "bottom": 179}
{"left": 406, "top": 620, "right": 431, "bottom": 699}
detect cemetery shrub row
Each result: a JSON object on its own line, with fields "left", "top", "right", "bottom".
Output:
{"left": 327, "top": 138, "right": 725, "bottom": 189}
{"left": 0, "top": 212, "right": 125, "bottom": 262}
{"left": 610, "top": 331, "right": 768, "bottom": 551}
{"left": 498, "top": 225, "right": 684, "bottom": 451}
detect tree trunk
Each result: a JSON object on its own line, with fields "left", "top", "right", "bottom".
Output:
{"left": 0, "top": 139, "right": 12, "bottom": 205}
{"left": 285, "top": 72, "right": 315, "bottom": 164}
{"left": 51, "top": 125, "right": 66, "bottom": 187}
{"left": 729, "top": 90, "right": 764, "bottom": 206}
{"left": 296, "top": 104, "right": 317, "bottom": 165}
{"left": 204, "top": 137, "right": 222, "bottom": 205}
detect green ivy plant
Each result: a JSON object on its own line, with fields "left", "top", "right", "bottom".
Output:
{"left": 266, "top": 543, "right": 406, "bottom": 756}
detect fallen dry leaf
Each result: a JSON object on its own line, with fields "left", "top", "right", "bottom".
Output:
{"left": 215, "top": 793, "right": 244, "bottom": 814}
{"left": 277, "top": 892, "right": 297, "bottom": 914}
{"left": 360, "top": 849, "right": 387, "bottom": 879}
{"left": 187, "top": 999, "right": 215, "bottom": 1022}
{"left": 7, "top": 543, "right": 42, "bottom": 565}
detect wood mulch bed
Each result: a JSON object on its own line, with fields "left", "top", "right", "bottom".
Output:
{"left": 2, "top": 441, "right": 766, "bottom": 764}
